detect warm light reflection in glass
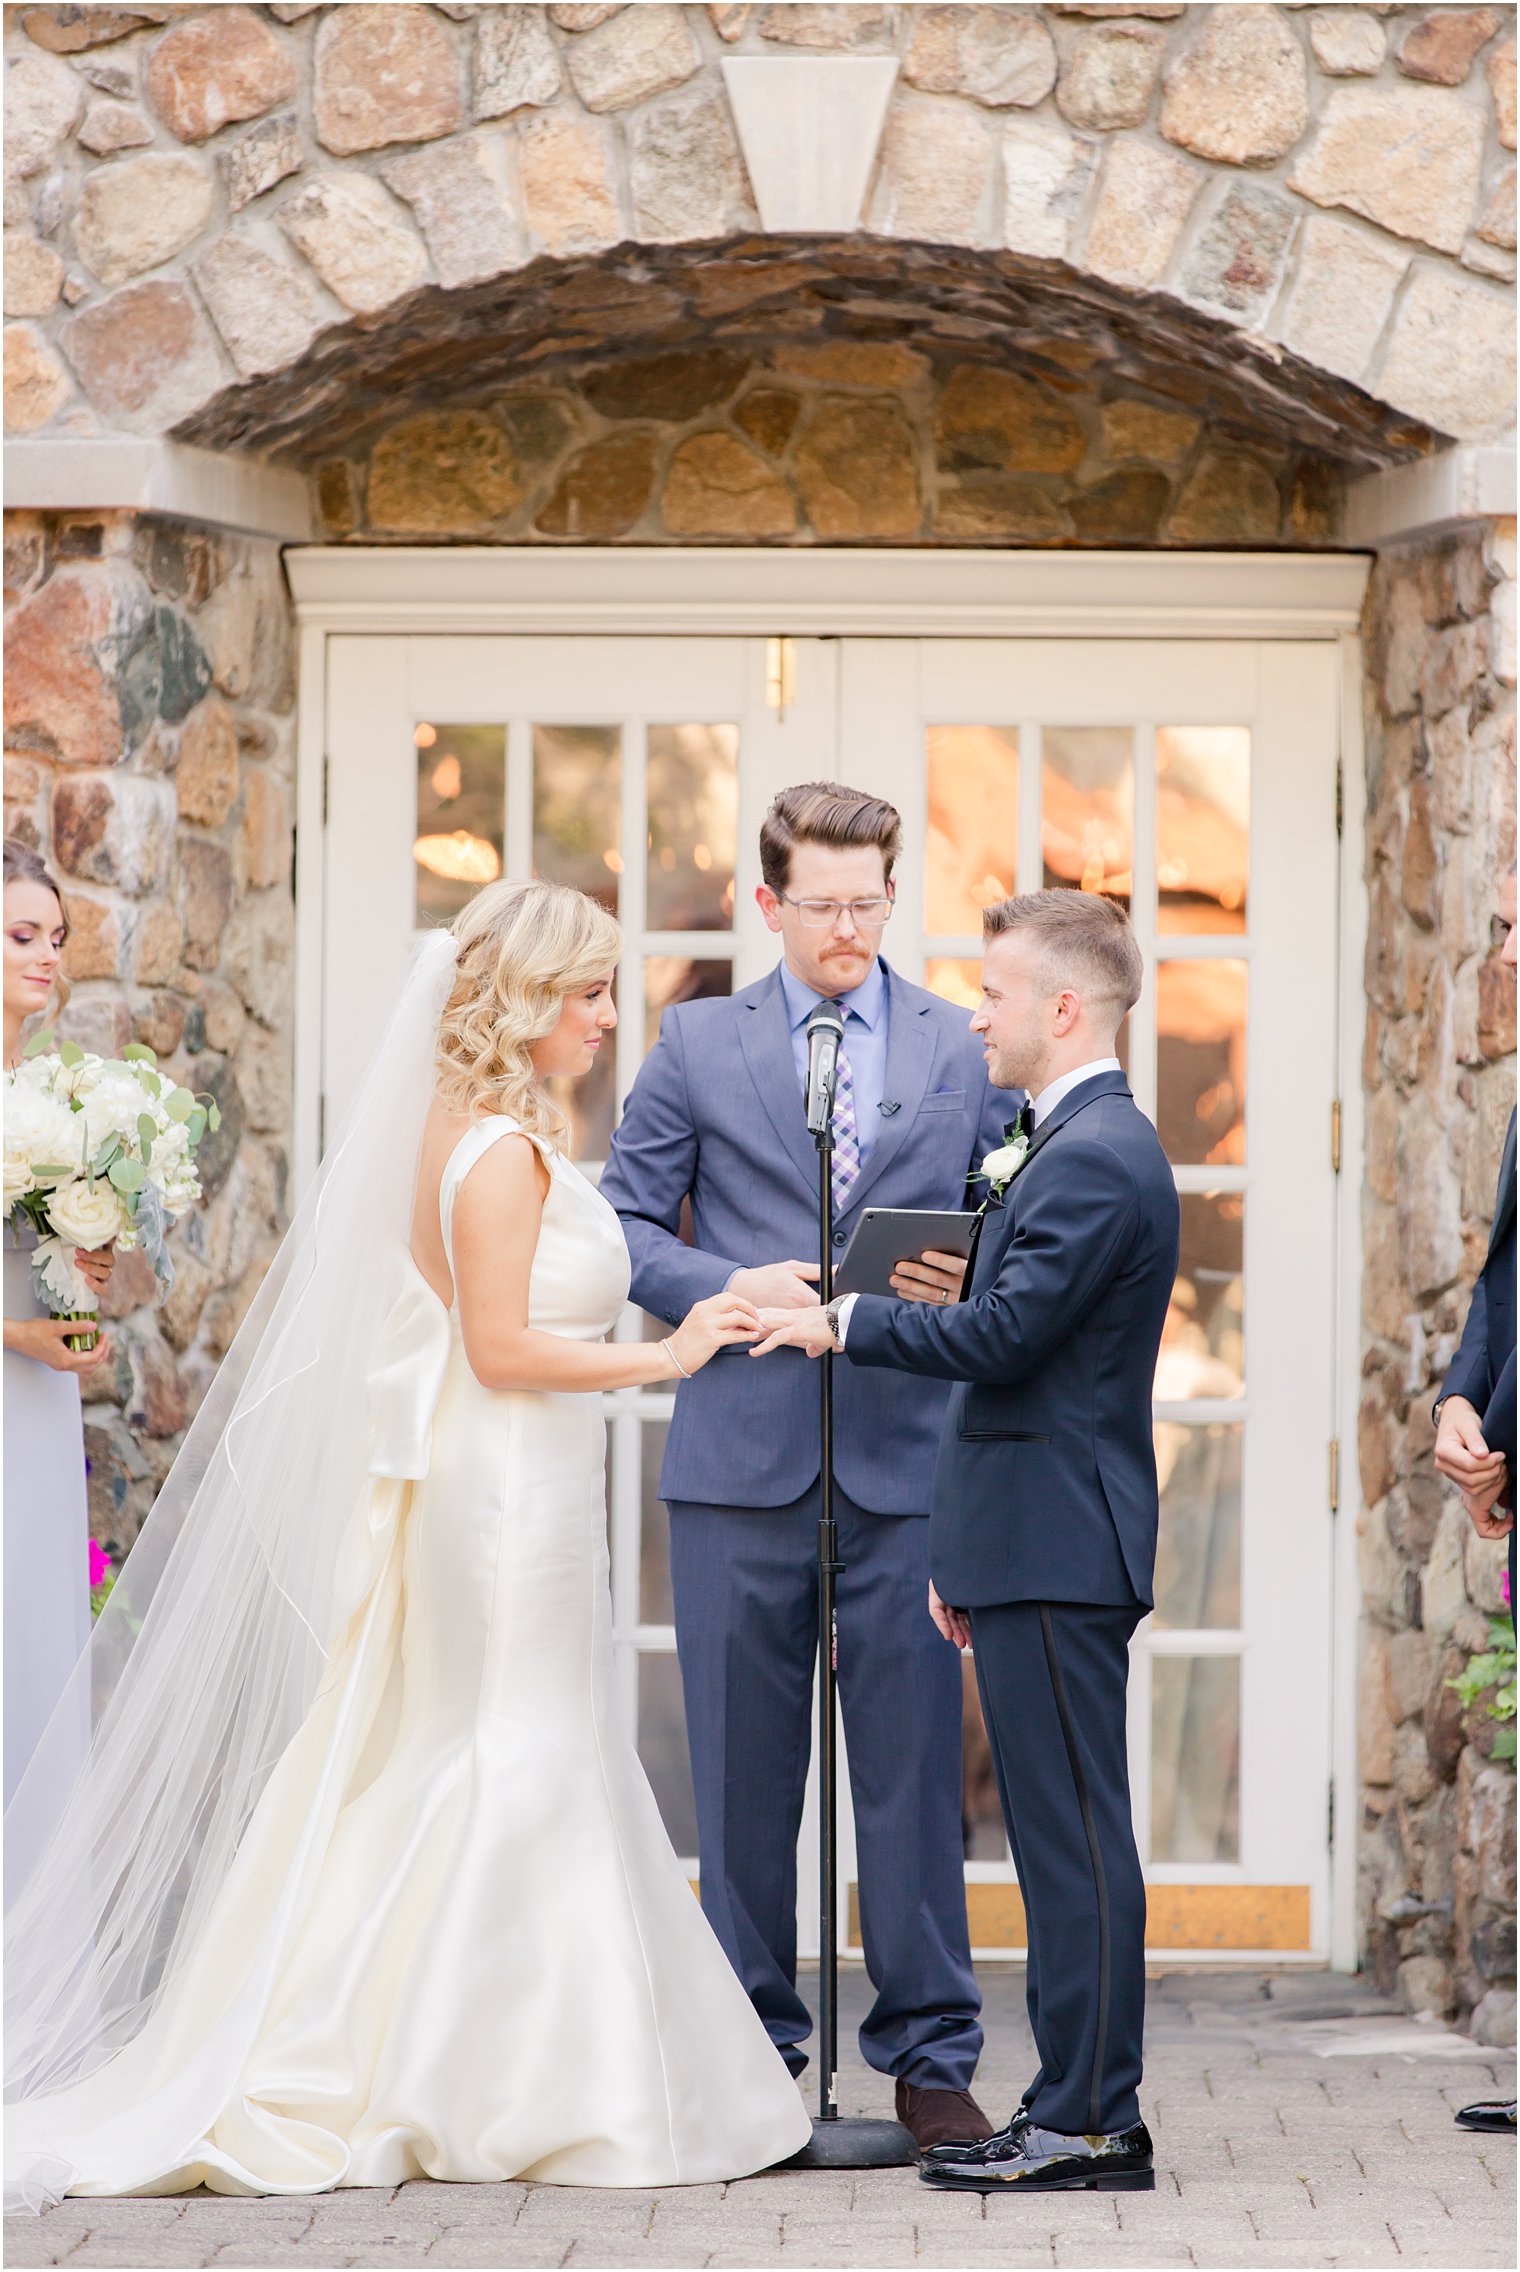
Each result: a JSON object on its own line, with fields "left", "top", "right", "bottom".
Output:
{"left": 533, "top": 724, "right": 621, "bottom": 914}
{"left": 647, "top": 724, "right": 739, "bottom": 932}
{"left": 644, "top": 956, "right": 732, "bottom": 1053}
{"left": 1157, "top": 1191, "right": 1244, "bottom": 1401}
{"left": 1157, "top": 728, "right": 1250, "bottom": 935}
{"left": 1151, "top": 1655, "right": 1240, "bottom": 1864}
{"left": 1156, "top": 960, "right": 1246, "bottom": 1167}
{"left": 1153, "top": 1422, "right": 1242, "bottom": 1631}
{"left": 1042, "top": 728, "right": 1134, "bottom": 907}
{"left": 925, "top": 957, "right": 983, "bottom": 1012}
{"left": 962, "top": 1661, "right": 1007, "bottom": 1861}
{"left": 544, "top": 1038, "right": 615, "bottom": 1166}
{"left": 926, "top": 726, "right": 1018, "bottom": 934}
{"left": 414, "top": 831, "right": 501, "bottom": 885}
{"left": 414, "top": 722, "right": 505, "bottom": 924}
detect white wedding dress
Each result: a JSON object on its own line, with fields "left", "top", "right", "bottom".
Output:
{"left": 5, "top": 1116, "right": 810, "bottom": 2197}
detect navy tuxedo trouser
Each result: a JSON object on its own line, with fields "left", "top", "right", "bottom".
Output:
{"left": 668, "top": 1486, "right": 982, "bottom": 2090}
{"left": 969, "top": 1599, "right": 1147, "bottom": 2137}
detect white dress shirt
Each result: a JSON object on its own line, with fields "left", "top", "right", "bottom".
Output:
{"left": 1030, "top": 1056, "right": 1123, "bottom": 1127}
{"left": 834, "top": 1057, "right": 1124, "bottom": 1347}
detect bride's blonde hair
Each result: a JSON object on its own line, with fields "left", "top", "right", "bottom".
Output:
{"left": 434, "top": 877, "right": 622, "bottom": 1146}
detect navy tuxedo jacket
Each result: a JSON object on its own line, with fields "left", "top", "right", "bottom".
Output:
{"left": 1442, "top": 1109, "right": 1517, "bottom": 1491}
{"left": 844, "top": 1072, "right": 1180, "bottom": 1609}
{"left": 600, "top": 961, "right": 1009, "bottom": 1513}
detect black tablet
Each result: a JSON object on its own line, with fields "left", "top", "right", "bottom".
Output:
{"left": 831, "top": 1208, "right": 984, "bottom": 1300}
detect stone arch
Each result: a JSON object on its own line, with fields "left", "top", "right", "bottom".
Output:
{"left": 5, "top": 2, "right": 1513, "bottom": 472}
{"left": 165, "top": 232, "right": 1443, "bottom": 549}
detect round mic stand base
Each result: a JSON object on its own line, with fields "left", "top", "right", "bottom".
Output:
{"left": 783, "top": 2115, "right": 919, "bottom": 2170}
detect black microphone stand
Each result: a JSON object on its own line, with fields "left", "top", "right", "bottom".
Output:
{"left": 787, "top": 1070, "right": 916, "bottom": 2171}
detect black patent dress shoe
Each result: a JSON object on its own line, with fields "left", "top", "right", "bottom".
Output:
{"left": 1454, "top": 2099, "right": 1517, "bottom": 2133}
{"left": 918, "top": 2106, "right": 1032, "bottom": 2165}
{"left": 919, "top": 2116, "right": 1154, "bottom": 2192}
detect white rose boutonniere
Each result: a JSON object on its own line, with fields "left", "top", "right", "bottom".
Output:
{"left": 968, "top": 1123, "right": 1031, "bottom": 1212}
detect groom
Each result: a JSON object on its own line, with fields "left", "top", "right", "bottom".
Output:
{"left": 756, "top": 890, "right": 1179, "bottom": 2192}
{"left": 601, "top": 781, "right": 1009, "bottom": 2149}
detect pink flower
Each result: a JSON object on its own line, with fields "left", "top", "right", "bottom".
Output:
{"left": 88, "top": 1539, "right": 112, "bottom": 1589}
{"left": 1505, "top": 1566, "right": 1512, "bottom": 1613}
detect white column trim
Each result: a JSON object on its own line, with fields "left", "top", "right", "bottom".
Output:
{"left": 1331, "top": 627, "right": 1370, "bottom": 1976}
{"left": 4, "top": 439, "right": 314, "bottom": 542}
{"left": 285, "top": 547, "right": 1372, "bottom": 639}
{"left": 1344, "top": 442, "right": 1517, "bottom": 549}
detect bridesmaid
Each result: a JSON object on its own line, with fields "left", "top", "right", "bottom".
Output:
{"left": 3, "top": 840, "right": 115, "bottom": 1807}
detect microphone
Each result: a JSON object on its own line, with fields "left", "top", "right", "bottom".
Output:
{"left": 805, "top": 999, "right": 845, "bottom": 1136}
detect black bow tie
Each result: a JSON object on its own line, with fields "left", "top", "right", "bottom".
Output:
{"left": 1008, "top": 1103, "right": 1036, "bottom": 1144}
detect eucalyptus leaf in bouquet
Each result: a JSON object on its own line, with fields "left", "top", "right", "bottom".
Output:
{"left": 3, "top": 1032, "right": 219, "bottom": 1341}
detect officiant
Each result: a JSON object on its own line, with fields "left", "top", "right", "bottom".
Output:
{"left": 601, "top": 782, "right": 1009, "bottom": 2153}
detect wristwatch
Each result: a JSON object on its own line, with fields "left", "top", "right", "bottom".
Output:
{"left": 824, "top": 1294, "right": 848, "bottom": 1345}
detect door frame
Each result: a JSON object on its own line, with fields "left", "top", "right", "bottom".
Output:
{"left": 284, "top": 545, "right": 1372, "bottom": 1971}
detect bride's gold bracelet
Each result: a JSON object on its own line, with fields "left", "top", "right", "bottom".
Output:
{"left": 662, "top": 1338, "right": 692, "bottom": 1379}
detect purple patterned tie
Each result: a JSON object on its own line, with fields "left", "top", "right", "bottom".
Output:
{"left": 831, "top": 1034, "right": 861, "bottom": 1215}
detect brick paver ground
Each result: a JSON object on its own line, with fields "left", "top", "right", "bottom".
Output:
{"left": 6, "top": 1966, "right": 1514, "bottom": 2272}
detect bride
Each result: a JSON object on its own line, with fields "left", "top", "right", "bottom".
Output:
{"left": 5, "top": 879, "right": 811, "bottom": 2206}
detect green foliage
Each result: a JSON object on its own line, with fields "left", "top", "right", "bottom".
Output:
{"left": 1447, "top": 1614, "right": 1517, "bottom": 1765}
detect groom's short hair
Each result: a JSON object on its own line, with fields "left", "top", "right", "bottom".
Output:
{"left": 760, "top": 782, "right": 902, "bottom": 893}
{"left": 983, "top": 890, "right": 1143, "bottom": 1021}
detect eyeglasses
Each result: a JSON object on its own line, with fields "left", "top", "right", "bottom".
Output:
{"left": 778, "top": 893, "right": 895, "bottom": 929}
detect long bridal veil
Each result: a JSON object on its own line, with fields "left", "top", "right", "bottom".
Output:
{"left": 4, "top": 930, "right": 461, "bottom": 2211}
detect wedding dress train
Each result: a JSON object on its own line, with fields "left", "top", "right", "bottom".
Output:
{"left": 6, "top": 1117, "right": 810, "bottom": 2197}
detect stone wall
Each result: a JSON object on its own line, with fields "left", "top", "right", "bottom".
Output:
{"left": 313, "top": 339, "right": 1345, "bottom": 547}
{"left": 3, "top": 511, "right": 296, "bottom": 1554}
{"left": 3, "top": 3, "right": 1514, "bottom": 460}
{"left": 1358, "top": 515, "right": 1518, "bottom": 2045}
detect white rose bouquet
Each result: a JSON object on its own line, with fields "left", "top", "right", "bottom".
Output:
{"left": 3, "top": 1032, "right": 220, "bottom": 1346}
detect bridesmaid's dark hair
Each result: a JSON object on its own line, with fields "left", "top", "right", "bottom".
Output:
{"left": 3, "top": 836, "right": 71, "bottom": 1012}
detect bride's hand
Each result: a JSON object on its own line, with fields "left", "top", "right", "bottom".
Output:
{"left": 666, "top": 1290, "right": 762, "bottom": 1375}
{"left": 749, "top": 1304, "right": 837, "bottom": 1358}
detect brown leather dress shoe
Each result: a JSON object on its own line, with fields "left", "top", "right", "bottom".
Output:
{"left": 895, "top": 2081, "right": 995, "bottom": 2152}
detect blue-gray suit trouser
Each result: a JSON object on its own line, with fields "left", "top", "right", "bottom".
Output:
{"left": 668, "top": 1484, "right": 983, "bottom": 2090}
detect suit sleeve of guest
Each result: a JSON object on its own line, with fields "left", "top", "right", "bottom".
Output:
{"left": 1441, "top": 1265, "right": 1494, "bottom": 1417}
{"left": 844, "top": 1136, "right": 1139, "bottom": 1386}
{"left": 1482, "top": 1349, "right": 1515, "bottom": 1481}
{"left": 598, "top": 1010, "right": 744, "bottom": 1323}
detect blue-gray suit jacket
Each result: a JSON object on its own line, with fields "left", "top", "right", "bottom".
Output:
{"left": 599, "top": 961, "right": 1009, "bottom": 1513}
{"left": 845, "top": 1074, "right": 1180, "bottom": 1607}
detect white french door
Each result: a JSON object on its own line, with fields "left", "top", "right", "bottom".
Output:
{"left": 319, "top": 629, "right": 1340, "bottom": 1960}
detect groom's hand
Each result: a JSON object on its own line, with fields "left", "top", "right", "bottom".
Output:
{"left": 1434, "top": 1395, "right": 1507, "bottom": 1493}
{"left": 890, "top": 1250, "right": 967, "bottom": 1305}
{"left": 749, "top": 1303, "right": 838, "bottom": 1358}
{"left": 929, "top": 1583, "right": 972, "bottom": 1651}
{"left": 728, "top": 1260, "right": 820, "bottom": 1309}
